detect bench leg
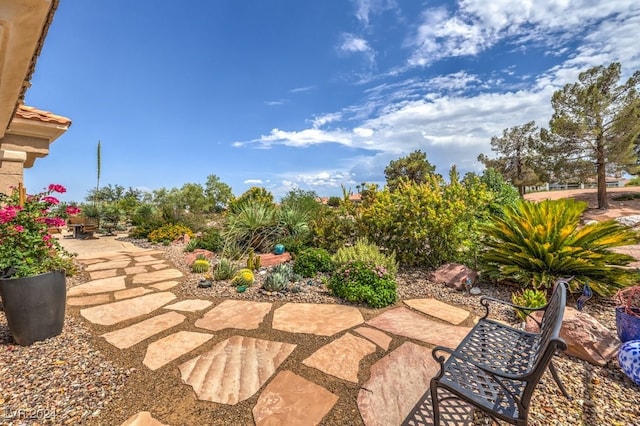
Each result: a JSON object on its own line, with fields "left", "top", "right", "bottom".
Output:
{"left": 549, "top": 361, "right": 571, "bottom": 400}
{"left": 430, "top": 380, "right": 441, "bottom": 426}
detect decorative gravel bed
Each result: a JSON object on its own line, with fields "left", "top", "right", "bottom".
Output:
{"left": 1, "top": 238, "right": 638, "bottom": 425}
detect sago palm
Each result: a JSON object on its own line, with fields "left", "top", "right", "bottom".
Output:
{"left": 479, "top": 198, "right": 640, "bottom": 296}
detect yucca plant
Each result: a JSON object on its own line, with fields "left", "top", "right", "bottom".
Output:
{"left": 213, "top": 257, "right": 238, "bottom": 281}
{"left": 479, "top": 198, "right": 640, "bottom": 296}
{"left": 222, "top": 200, "right": 279, "bottom": 253}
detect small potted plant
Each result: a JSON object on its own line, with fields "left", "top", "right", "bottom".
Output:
{"left": 0, "top": 184, "right": 76, "bottom": 345}
{"left": 615, "top": 286, "right": 640, "bottom": 342}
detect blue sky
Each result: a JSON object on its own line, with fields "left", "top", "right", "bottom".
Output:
{"left": 24, "top": 0, "right": 640, "bottom": 202}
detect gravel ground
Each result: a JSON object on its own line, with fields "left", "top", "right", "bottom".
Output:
{"left": 1, "top": 238, "right": 639, "bottom": 425}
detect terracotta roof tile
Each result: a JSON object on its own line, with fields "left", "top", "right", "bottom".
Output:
{"left": 15, "top": 105, "right": 71, "bottom": 126}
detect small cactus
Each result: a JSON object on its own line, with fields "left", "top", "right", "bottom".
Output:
{"left": 231, "top": 268, "right": 255, "bottom": 287}
{"left": 263, "top": 271, "right": 289, "bottom": 292}
{"left": 246, "top": 249, "right": 261, "bottom": 271}
{"left": 191, "top": 259, "right": 210, "bottom": 273}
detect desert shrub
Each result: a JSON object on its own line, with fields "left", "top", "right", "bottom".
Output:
{"left": 278, "top": 235, "right": 309, "bottom": 255}
{"left": 293, "top": 248, "right": 334, "bottom": 278}
{"left": 197, "top": 227, "right": 224, "bottom": 252}
{"left": 222, "top": 200, "right": 278, "bottom": 253}
{"left": 328, "top": 261, "right": 397, "bottom": 308}
{"left": 358, "top": 174, "right": 491, "bottom": 268}
{"left": 613, "top": 193, "right": 640, "bottom": 201}
{"left": 327, "top": 196, "right": 341, "bottom": 207}
{"left": 625, "top": 176, "right": 640, "bottom": 186}
{"left": 213, "top": 258, "right": 238, "bottom": 280}
{"left": 309, "top": 206, "right": 357, "bottom": 252}
{"left": 148, "top": 223, "right": 194, "bottom": 243}
{"left": 479, "top": 198, "right": 640, "bottom": 296}
{"left": 332, "top": 238, "right": 398, "bottom": 277}
{"left": 511, "top": 289, "right": 547, "bottom": 321}
{"left": 128, "top": 220, "right": 164, "bottom": 239}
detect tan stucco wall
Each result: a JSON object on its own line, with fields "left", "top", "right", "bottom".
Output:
{"left": 0, "top": 150, "right": 27, "bottom": 194}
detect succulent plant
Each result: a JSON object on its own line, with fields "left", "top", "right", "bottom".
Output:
{"left": 213, "top": 257, "right": 238, "bottom": 281}
{"left": 271, "top": 263, "right": 293, "bottom": 280}
{"left": 263, "top": 271, "right": 289, "bottom": 292}
{"left": 231, "top": 268, "right": 255, "bottom": 287}
{"left": 191, "top": 258, "right": 210, "bottom": 273}
{"left": 246, "top": 249, "right": 262, "bottom": 271}
{"left": 184, "top": 239, "right": 199, "bottom": 253}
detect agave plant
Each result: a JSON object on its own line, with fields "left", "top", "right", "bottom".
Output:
{"left": 479, "top": 198, "right": 640, "bottom": 296}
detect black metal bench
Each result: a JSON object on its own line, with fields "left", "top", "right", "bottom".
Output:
{"left": 403, "top": 279, "right": 570, "bottom": 426}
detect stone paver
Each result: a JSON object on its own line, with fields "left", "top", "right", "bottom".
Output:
{"left": 164, "top": 299, "right": 213, "bottom": 312}
{"left": 143, "top": 331, "right": 213, "bottom": 370}
{"left": 67, "top": 294, "right": 111, "bottom": 307}
{"left": 132, "top": 255, "right": 158, "bottom": 262}
{"left": 179, "top": 335, "right": 296, "bottom": 405}
{"left": 130, "top": 250, "right": 165, "bottom": 257}
{"left": 272, "top": 303, "right": 364, "bottom": 336}
{"left": 252, "top": 370, "right": 338, "bottom": 426}
{"left": 136, "top": 260, "right": 166, "bottom": 266}
{"left": 81, "top": 292, "right": 177, "bottom": 326}
{"left": 89, "top": 269, "right": 119, "bottom": 280}
{"left": 67, "top": 276, "right": 126, "bottom": 296}
{"left": 149, "top": 281, "right": 180, "bottom": 291}
{"left": 132, "top": 269, "right": 183, "bottom": 284}
{"left": 357, "top": 342, "right": 438, "bottom": 426}
{"left": 124, "top": 265, "right": 148, "bottom": 275}
{"left": 303, "top": 333, "right": 376, "bottom": 382}
{"left": 120, "top": 411, "right": 168, "bottom": 426}
{"left": 114, "top": 287, "right": 154, "bottom": 300}
{"left": 404, "top": 298, "right": 469, "bottom": 325}
{"left": 195, "top": 300, "right": 272, "bottom": 331}
{"left": 85, "top": 259, "right": 131, "bottom": 271}
{"left": 150, "top": 264, "right": 168, "bottom": 270}
{"left": 367, "top": 307, "right": 471, "bottom": 348}
{"left": 354, "top": 326, "right": 392, "bottom": 350}
{"left": 101, "top": 311, "right": 186, "bottom": 349}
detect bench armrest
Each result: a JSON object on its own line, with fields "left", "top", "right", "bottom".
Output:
{"left": 479, "top": 296, "right": 547, "bottom": 326}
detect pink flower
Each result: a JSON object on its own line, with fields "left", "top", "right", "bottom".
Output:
{"left": 0, "top": 206, "right": 18, "bottom": 223}
{"left": 14, "top": 225, "right": 24, "bottom": 232}
{"left": 48, "top": 184, "right": 66, "bottom": 193}
{"left": 65, "top": 206, "right": 81, "bottom": 215}
{"left": 41, "top": 196, "right": 60, "bottom": 205}
{"left": 44, "top": 217, "right": 66, "bottom": 227}
{"left": 43, "top": 234, "right": 52, "bottom": 242}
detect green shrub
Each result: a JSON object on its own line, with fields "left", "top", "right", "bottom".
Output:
{"left": 479, "top": 198, "right": 640, "bottom": 296}
{"left": 213, "top": 258, "right": 238, "bottom": 280}
{"left": 328, "top": 261, "right": 397, "bottom": 308}
{"left": 332, "top": 238, "right": 398, "bottom": 277}
{"left": 293, "top": 248, "right": 334, "bottom": 278}
{"left": 131, "top": 204, "right": 155, "bottom": 226}
{"left": 148, "top": 224, "right": 194, "bottom": 243}
{"left": 309, "top": 207, "right": 357, "bottom": 252}
{"left": 231, "top": 268, "right": 255, "bottom": 287}
{"left": 511, "top": 289, "right": 547, "bottom": 321}
{"left": 197, "top": 227, "right": 224, "bottom": 252}
{"left": 191, "top": 259, "right": 210, "bottom": 273}
{"left": 128, "top": 220, "right": 164, "bottom": 239}
{"left": 357, "top": 174, "right": 491, "bottom": 268}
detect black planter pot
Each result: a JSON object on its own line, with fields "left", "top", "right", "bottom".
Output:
{"left": 0, "top": 271, "right": 66, "bottom": 345}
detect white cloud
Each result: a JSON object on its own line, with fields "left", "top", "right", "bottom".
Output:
{"left": 352, "top": 0, "right": 398, "bottom": 26}
{"left": 290, "top": 86, "right": 315, "bottom": 93}
{"left": 339, "top": 33, "right": 376, "bottom": 66}
{"left": 264, "top": 100, "right": 285, "bottom": 106}
{"left": 243, "top": 179, "right": 263, "bottom": 184}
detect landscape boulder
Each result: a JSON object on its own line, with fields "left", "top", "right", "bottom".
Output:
{"left": 526, "top": 307, "right": 620, "bottom": 366}
{"left": 616, "top": 215, "right": 640, "bottom": 228}
{"left": 184, "top": 249, "right": 215, "bottom": 266}
{"left": 428, "top": 263, "right": 478, "bottom": 291}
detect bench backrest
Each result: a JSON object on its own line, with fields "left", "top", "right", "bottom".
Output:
{"left": 82, "top": 217, "right": 100, "bottom": 232}
{"left": 524, "top": 279, "right": 567, "bottom": 400}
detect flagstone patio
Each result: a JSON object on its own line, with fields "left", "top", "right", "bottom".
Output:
{"left": 60, "top": 237, "right": 476, "bottom": 425}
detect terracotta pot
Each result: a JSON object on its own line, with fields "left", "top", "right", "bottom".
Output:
{"left": 0, "top": 271, "right": 66, "bottom": 345}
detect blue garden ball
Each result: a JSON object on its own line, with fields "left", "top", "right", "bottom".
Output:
{"left": 618, "top": 340, "right": 640, "bottom": 386}
{"left": 273, "top": 244, "right": 285, "bottom": 255}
